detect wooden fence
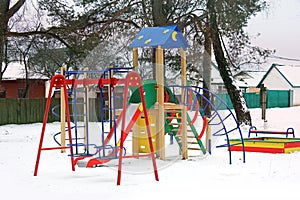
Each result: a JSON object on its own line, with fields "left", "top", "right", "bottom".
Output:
{"left": 0, "top": 98, "right": 104, "bottom": 125}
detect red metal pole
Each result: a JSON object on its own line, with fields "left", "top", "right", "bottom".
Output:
{"left": 117, "top": 71, "right": 159, "bottom": 185}
{"left": 34, "top": 74, "right": 76, "bottom": 175}
{"left": 198, "top": 116, "right": 207, "bottom": 140}
{"left": 34, "top": 81, "right": 54, "bottom": 176}
{"left": 63, "top": 84, "right": 75, "bottom": 171}
{"left": 117, "top": 79, "right": 129, "bottom": 185}
{"left": 139, "top": 86, "right": 159, "bottom": 181}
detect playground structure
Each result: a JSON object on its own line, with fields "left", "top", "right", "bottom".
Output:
{"left": 129, "top": 25, "right": 245, "bottom": 162}
{"left": 230, "top": 126, "right": 300, "bottom": 154}
{"left": 33, "top": 25, "right": 246, "bottom": 185}
{"left": 34, "top": 69, "right": 159, "bottom": 185}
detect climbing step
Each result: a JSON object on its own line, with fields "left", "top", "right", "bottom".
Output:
{"left": 188, "top": 141, "right": 199, "bottom": 144}
{"left": 166, "top": 116, "right": 182, "bottom": 119}
{"left": 168, "top": 122, "right": 181, "bottom": 126}
{"left": 188, "top": 147, "right": 201, "bottom": 151}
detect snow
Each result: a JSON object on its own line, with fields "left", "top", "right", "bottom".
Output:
{"left": 1, "top": 107, "right": 300, "bottom": 199}
{"left": 273, "top": 65, "right": 300, "bottom": 87}
{"left": 2, "top": 62, "right": 48, "bottom": 80}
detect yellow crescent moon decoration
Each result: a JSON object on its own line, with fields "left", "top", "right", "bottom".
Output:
{"left": 171, "top": 31, "right": 178, "bottom": 41}
{"left": 163, "top": 29, "right": 169, "bottom": 34}
{"left": 144, "top": 39, "right": 152, "bottom": 44}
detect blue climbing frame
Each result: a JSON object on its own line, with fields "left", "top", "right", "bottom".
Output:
{"left": 50, "top": 67, "right": 133, "bottom": 159}
{"left": 168, "top": 85, "right": 245, "bottom": 164}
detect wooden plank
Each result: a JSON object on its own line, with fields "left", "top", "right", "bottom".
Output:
{"left": 181, "top": 48, "right": 188, "bottom": 159}
{"left": 156, "top": 46, "right": 165, "bottom": 160}
{"left": 133, "top": 48, "right": 138, "bottom": 72}
{"left": 24, "top": 99, "right": 30, "bottom": 123}
{"left": 230, "top": 146, "right": 285, "bottom": 153}
{"left": 9, "top": 99, "right": 17, "bottom": 124}
{"left": 33, "top": 99, "right": 38, "bottom": 123}
{"left": 31, "top": 99, "right": 38, "bottom": 123}
{"left": 0, "top": 99, "right": 8, "bottom": 125}
{"left": 20, "top": 99, "right": 25, "bottom": 123}
{"left": 285, "top": 147, "right": 300, "bottom": 153}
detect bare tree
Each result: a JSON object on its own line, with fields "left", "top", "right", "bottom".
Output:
{"left": 0, "top": 0, "right": 26, "bottom": 82}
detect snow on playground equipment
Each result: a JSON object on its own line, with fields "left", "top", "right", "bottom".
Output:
{"left": 34, "top": 70, "right": 159, "bottom": 185}
{"left": 34, "top": 25, "right": 246, "bottom": 186}
{"left": 51, "top": 67, "right": 131, "bottom": 156}
{"left": 130, "top": 25, "right": 245, "bottom": 163}
{"left": 169, "top": 85, "right": 246, "bottom": 163}
{"left": 230, "top": 126, "right": 300, "bottom": 154}
{"left": 128, "top": 80, "right": 245, "bottom": 164}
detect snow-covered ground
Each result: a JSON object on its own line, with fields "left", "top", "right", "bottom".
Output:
{"left": 1, "top": 107, "right": 300, "bottom": 199}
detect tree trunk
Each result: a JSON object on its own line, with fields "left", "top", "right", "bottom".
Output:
{"left": 150, "top": 0, "right": 169, "bottom": 78}
{"left": 202, "top": 11, "right": 212, "bottom": 116}
{"left": 208, "top": 0, "right": 252, "bottom": 125}
{"left": 0, "top": 0, "right": 26, "bottom": 83}
{"left": 22, "top": 55, "right": 29, "bottom": 98}
{"left": 0, "top": 0, "right": 9, "bottom": 83}
{"left": 151, "top": 0, "right": 168, "bottom": 26}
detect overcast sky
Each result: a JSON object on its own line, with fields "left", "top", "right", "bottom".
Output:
{"left": 246, "top": 0, "right": 300, "bottom": 68}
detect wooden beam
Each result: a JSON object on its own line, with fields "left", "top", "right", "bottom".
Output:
{"left": 205, "top": 118, "right": 211, "bottom": 154}
{"left": 133, "top": 48, "right": 138, "bottom": 72}
{"left": 83, "top": 67, "right": 89, "bottom": 152}
{"left": 60, "top": 66, "right": 66, "bottom": 153}
{"left": 180, "top": 49, "right": 188, "bottom": 159}
{"left": 132, "top": 48, "right": 139, "bottom": 155}
{"left": 156, "top": 46, "right": 165, "bottom": 160}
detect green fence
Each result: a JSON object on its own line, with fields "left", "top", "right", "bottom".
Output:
{"left": 267, "top": 90, "right": 291, "bottom": 108}
{"left": 216, "top": 90, "right": 291, "bottom": 109}
{"left": 0, "top": 98, "right": 104, "bottom": 125}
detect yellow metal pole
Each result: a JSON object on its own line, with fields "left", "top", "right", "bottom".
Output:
{"left": 180, "top": 49, "right": 188, "bottom": 159}
{"left": 156, "top": 46, "right": 165, "bottom": 160}
{"left": 60, "top": 66, "right": 66, "bottom": 153}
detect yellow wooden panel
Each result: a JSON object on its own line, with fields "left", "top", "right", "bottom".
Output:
{"left": 284, "top": 147, "right": 300, "bottom": 154}
{"left": 137, "top": 114, "right": 157, "bottom": 153}
{"left": 241, "top": 141, "right": 284, "bottom": 148}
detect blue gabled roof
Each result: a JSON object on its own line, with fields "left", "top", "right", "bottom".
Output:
{"left": 129, "top": 25, "right": 189, "bottom": 49}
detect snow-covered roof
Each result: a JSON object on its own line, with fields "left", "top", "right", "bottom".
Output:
{"left": 234, "top": 71, "right": 266, "bottom": 88}
{"left": 2, "top": 62, "right": 48, "bottom": 80}
{"left": 258, "top": 64, "right": 300, "bottom": 87}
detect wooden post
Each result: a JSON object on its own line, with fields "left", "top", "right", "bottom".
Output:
{"left": 156, "top": 46, "right": 165, "bottom": 160}
{"left": 260, "top": 84, "right": 267, "bottom": 122}
{"left": 133, "top": 48, "right": 138, "bottom": 72}
{"left": 180, "top": 49, "right": 188, "bottom": 159}
{"left": 205, "top": 118, "right": 211, "bottom": 154}
{"left": 60, "top": 66, "right": 66, "bottom": 153}
{"left": 132, "top": 48, "right": 139, "bottom": 155}
{"left": 83, "top": 67, "right": 89, "bottom": 150}
{"left": 108, "top": 66, "right": 114, "bottom": 123}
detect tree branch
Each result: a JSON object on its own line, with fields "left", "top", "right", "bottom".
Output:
{"left": 7, "top": 30, "right": 72, "bottom": 50}
{"left": 5, "top": 0, "right": 26, "bottom": 21}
